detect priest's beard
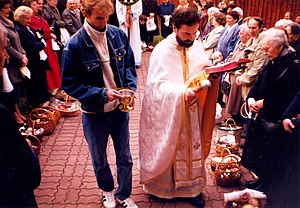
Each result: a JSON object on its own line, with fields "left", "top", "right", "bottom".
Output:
{"left": 176, "top": 35, "right": 194, "bottom": 48}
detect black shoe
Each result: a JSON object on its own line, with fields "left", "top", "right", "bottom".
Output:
{"left": 188, "top": 194, "right": 205, "bottom": 208}
{"left": 245, "top": 180, "right": 261, "bottom": 189}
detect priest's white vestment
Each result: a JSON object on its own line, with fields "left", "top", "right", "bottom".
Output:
{"left": 116, "top": 0, "right": 142, "bottom": 66}
{"left": 139, "top": 33, "right": 219, "bottom": 198}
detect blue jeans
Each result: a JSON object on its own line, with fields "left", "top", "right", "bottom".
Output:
{"left": 82, "top": 108, "right": 133, "bottom": 200}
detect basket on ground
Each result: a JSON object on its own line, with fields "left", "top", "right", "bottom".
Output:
{"left": 215, "top": 134, "right": 239, "bottom": 156}
{"left": 25, "top": 134, "right": 41, "bottom": 155}
{"left": 211, "top": 148, "right": 240, "bottom": 172}
{"left": 28, "top": 108, "right": 57, "bottom": 135}
{"left": 54, "top": 95, "right": 80, "bottom": 117}
{"left": 214, "top": 154, "right": 242, "bottom": 186}
{"left": 216, "top": 118, "right": 243, "bottom": 145}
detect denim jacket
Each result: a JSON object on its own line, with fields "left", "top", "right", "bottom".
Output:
{"left": 61, "top": 24, "right": 137, "bottom": 113}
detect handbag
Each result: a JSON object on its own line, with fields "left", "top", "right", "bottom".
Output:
{"left": 220, "top": 73, "right": 230, "bottom": 95}
{"left": 261, "top": 119, "right": 281, "bottom": 133}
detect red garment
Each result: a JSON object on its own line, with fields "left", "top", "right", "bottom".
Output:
{"left": 30, "top": 14, "right": 61, "bottom": 91}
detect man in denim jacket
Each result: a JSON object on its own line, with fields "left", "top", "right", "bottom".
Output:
{"left": 61, "top": 0, "right": 137, "bottom": 207}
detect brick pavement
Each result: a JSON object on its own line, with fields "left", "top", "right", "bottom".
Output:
{"left": 35, "top": 51, "right": 255, "bottom": 208}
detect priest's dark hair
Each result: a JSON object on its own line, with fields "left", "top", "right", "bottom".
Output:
{"left": 171, "top": 7, "right": 200, "bottom": 29}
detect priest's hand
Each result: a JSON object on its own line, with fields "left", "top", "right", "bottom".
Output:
{"left": 185, "top": 87, "right": 200, "bottom": 104}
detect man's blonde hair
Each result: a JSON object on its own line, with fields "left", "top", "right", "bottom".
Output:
{"left": 81, "top": 0, "right": 113, "bottom": 16}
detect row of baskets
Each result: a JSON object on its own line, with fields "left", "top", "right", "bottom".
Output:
{"left": 19, "top": 95, "right": 80, "bottom": 155}
{"left": 211, "top": 118, "right": 243, "bottom": 187}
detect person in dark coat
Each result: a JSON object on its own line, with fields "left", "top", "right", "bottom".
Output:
{"left": 241, "top": 28, "right": 300, "bottom": 193}
{"left": 62, "top": 0, "right": 82, "bottom": 36}
{"left": 0, "top": 28, "right": 41, "bottom": 208}
{"left": 43, "top": 0, "right": 66, "bottom": 62}
{"left": 141, "top": 0, "right": 159, "bottom": 46}
{"left": 285, "top": 22, "right": 300, "bottom": 55}
{"left": 14, "top": 6, "right": 50, "bottom": 108}
{"left": 108, "top": 0, "right": 119, "bottom": 27}
{"left": 267, "top": 91, "right": 300, "bottom": 208}
{"left": 0, "top": 0, "right": 28, "bottom": 125}
{"left": 157, "top": 0, "right": 175, "bottom": 38}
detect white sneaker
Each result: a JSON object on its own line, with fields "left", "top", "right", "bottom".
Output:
{"left": 117, "top": 197, "right": 138, "bottom": 208}
{"left": 102, "top": 191, "right": 116, "bottom": 208}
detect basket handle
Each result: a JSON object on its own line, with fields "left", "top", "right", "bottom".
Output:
{"left": 215, "top": 154, "right": 241, "bottom": 171}
{"left": 240, "top": 102, "right": 250, "bottom": 118}
{"left": 29, "top": 108, "right": 53, "bottom": 123}
{"left": 25, "top": 134, "right": 40, "bottom": 144}
{"left": 30, "top": 108, "right": 52, "bottom": 117}
{"left": 220, "top": 147, "right": 231, "bottom": 157}
{"left": 225, "top": 118, "right": 237, "bottom": 127}
{"left": 65, "top": 95, "right": 71, "bottom": 107}
{"left": 25, "top": 134, "right": 41, "bottom": 155}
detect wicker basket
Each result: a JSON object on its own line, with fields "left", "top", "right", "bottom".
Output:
{"left": 55, "top": 95, "right": 80, "bottom": 117}
{"left": 211, "top": 148, "right": 239, "bottom": 172}
{"left": 25, "top": 134, "right": 41, "bottom": 155}
{"left": 216, "top": 118, "right": 243, "bottom": 145}
{"left": 215, "top": 154, "right": 242, "bottom": 186}
{"left": 28, "top": 108, "right": 57, "bottom": 135}
{"left": 215, "top": 136, "right": 239, "bottom": 156}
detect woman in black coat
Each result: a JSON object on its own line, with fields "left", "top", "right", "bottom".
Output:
{"left": 241, "top": 28, "right": 300, "bottom": 193}
{"left": 0, "top": 28, "right": 41, "bottom": 208}
{"left": 267, "top": 91, "right": 300, "bottom": 207}
{"left": 14, "top": 5, "right": 50, "bottom": 108}
{"left": 141, "top": 0, "right": 159, "bottom": 47}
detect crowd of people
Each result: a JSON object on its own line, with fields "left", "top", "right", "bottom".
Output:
{"left": 0, "top": 0, "right": 300, "bottom": 207}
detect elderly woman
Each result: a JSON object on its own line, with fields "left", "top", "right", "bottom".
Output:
{"left": 225, "top": 23, "right": 251, "bottom": 122}
{"left": 14, "top": 6, "right": 50, "bottom": 108}
{"left": 202, "top": 11, "right": 226, "bottom": 59}
{"left": 199, "top": 6, "right": 219, "bottom": 40}
{"left": 22, "top": 0, "right": 62, "bottom": 93}
{"left": 241, "top": 28, "right": 300, "bottom": 193}
{"left": 0, "top": 0, "right": 28, "bottom": 124}
{"left": 216, "top": 10, "right": 240, "bottom": 59}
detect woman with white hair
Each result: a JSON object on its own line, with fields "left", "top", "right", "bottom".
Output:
{"left": 274, "top": 18, "right": 293, "bottom": 29}
{"left": 241, "top": 28, "right": 300, "bottom": 193}
{"left": 199, "top": 6, "right": 219, "bottom": 39}
{"left": 14, "top": 6, "right": 50, "bottom": 108}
